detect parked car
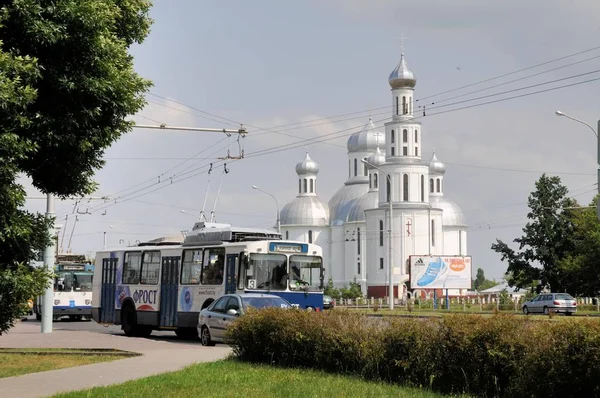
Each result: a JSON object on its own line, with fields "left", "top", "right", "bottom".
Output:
{"left": 198, "top": 293, "right": 292, "bottom": 346}
{"left": 323, "top": 295, "right": 335, "bottom": 309}
{"left": 522, "top": 293, "right": 577, "bottom": 315}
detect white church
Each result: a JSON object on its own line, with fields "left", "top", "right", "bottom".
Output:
{"left": 279, "top": 51, "right": 468, "bottom": 298}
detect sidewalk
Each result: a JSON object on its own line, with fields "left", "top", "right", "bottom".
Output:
{"left": 0, "top": 322, "right": 231, "bottom": 398}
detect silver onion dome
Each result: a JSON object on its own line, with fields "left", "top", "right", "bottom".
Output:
{"left": 388, "top": 53, "right": 416, "bottom": 89}
{"left": 328, "top": 184, "right": 369, "bottom": 225}
{"left": 296, "top": 152, "right": 319, "bottom": 175}
{"left": 367, "top": 146, "right": 386, "bottom": 167}
{"left": 280, "top": 196, "right": 329, "bottom": 226}
{"left": 347, "top": 118, "right": 385, "bottom": 153}
{"left": 347, "top": 191, "right": 379, "bottom": 223}
{"left": 430, "top": 196, "right": 467, "bottom": 227}
{"left": 429, "top": 151, "right": 446, "bottom": 175}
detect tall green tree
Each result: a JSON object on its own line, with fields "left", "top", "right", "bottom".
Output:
{"left": 491, "top": 175, "right": 576, "bottom": 293}
{"left": 0, "top": 0, "right": 152, "bottom": 334}
{"left": 556, "top": 196, "right": 600, "bottom": 296}
{"left": 474, "top": 268, "right": 486, "bottom": 290}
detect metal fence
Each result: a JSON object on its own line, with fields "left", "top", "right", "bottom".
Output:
{"left": 333, "top": 296, "right": 600, "bottom": 313}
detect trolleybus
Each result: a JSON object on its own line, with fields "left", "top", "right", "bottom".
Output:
{"left": 91, "top": 222, "right": 324, "bottom": 338}
{"left": 35, "top": 261, "right": 95, "bottom": 321}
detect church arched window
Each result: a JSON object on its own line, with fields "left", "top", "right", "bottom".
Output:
{"left": 391, "top": 130, "right": 395, "bottom": 143}
{"left": 354, "top": 158, "right": 358, "bottom": 176}
{"left": 369, "top": 174, "right": 372, "bottom": 188}
{"left": 409, "top": 96, "right": 412, "bottom": 114}
{"left": 403, "top": 174, "right": 409, "bottom": 201}
{"left": 429, "top": 178, "right": 434, "bottom": 193}
{"left": 298, "top": 179, "right": 301, "bottom": 194}
{"left": 403, "top": 129, "right": 408, "bottom": 143}
{"left": 310, "top": 179, "right": 314, "bottom": 193}
{"left": 357, "top": 227, "right": 361, "bottom": 255}
{"left": 303, "top": 178, "right": 307, "bottom": 193}
{"left": 285, "top": 231, "right": 289, "bottom": 240}
{"left": 436, "top": 178, "right": 441, "bottom": 193}
{"left": 379, "top": 220, "right": 384, "bottom": 246}
{"left": 395, "top": 97, "right": 399, "bottom": 115}
{"left": 420, "top": 175, "right": 425, "bottom": 202}
{"left": 363, "top": 158, "right": 368, "bottom": 176}
{"left": 374, "top": 173, "right": 378, "bottom": 189}
{"left": 402, "top": 96, "right": 407, "bottom": 114}
{"left": 308, "top": 230, "right": 313, "bottom": 244}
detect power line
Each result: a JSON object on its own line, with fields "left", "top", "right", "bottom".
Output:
{"left": 423, "top": 68, "right": 600, "bottom": 112}
{"left": 416, "top": 44, "right": 600, "bottom": 102}
{"left": 426, "top": 53, "right": 600, "bottom": 107}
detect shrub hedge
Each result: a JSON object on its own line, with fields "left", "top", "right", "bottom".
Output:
{"left": 226, "top": 309, "right": 600, "bottom": 397}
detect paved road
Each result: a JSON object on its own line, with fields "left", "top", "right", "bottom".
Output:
{"left": 21, "top": 314, "right": 179, "bottom": 339}
{"left": 0, "top": 320, "right": 231, "bottom": 398}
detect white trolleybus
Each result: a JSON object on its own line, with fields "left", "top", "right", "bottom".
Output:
{"left": 91, "top": 222, "right": 325, "bottom": 337}
{"left": 35, "top": 259, "right": 95, "bottom": 321}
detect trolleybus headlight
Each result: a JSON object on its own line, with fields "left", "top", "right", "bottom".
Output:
{"left": 85, "top": 300, "right": 91, "bottom": 305}
{"left": 54, "top": 300, "right": 60, "bottom": 305}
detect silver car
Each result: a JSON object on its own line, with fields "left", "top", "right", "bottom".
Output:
{"left": 197, "top": 293, "right": 292, "bottom": 346}
{"left": 522, "top": 293, "right": 577, "bottom": 315}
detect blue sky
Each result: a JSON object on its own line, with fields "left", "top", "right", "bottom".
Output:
{"left": 24, "top": 0, "right": 600, "bottom": 280}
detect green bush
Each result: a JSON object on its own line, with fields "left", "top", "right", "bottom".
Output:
{"left": 227, "top": 309, "right": 600, "bottom": 397}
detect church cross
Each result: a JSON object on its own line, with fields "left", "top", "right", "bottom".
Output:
{"left": 406, "top": 219, "right": 412, "bottom": 236}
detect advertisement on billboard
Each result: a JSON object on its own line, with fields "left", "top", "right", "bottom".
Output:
{"left": 409, "top": 256, "right": 472, "bottom": 289}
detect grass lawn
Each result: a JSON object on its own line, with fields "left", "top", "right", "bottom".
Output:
{"left": 53, "top": 360, "right": 465, "bottom": 398}
{"left": 0, "top": 352, "right": 125, "bottom": 378}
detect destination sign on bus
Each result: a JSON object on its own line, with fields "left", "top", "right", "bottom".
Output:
{"left": 58, "top": 264, "right": 86, "bottom": 271}
{"left": 269, "top": 242, "right": 308, "bottom": 253}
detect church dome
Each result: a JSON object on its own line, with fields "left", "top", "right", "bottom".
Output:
{"left": 430, "top": 196, "right": 466, "bottom": 227}
{"left": 367, "top": 146, "right": 386, "bottom": 167}
{"left": 389, "top": 53, "right": 416, "bottom": 89}
{"left": 429, "top": 151, "right": 446, "bottom": 175}
{"left": 296, "top": 152, "right": 319, "bottom": 175}
{"left": 347, "top": 191, "right": 379, "bottom": 222}
{"left": 347, "top": 118, "right": 385, "bottom": 153}
{"left": 329, "top": 184, "right": 369, "bottom": 225}
{"left": 280, "top": 196, "right": 329, "bottom": 226}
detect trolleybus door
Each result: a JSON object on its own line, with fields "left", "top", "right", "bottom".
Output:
{"left": 159, "top": 256, "right": 180, "bottom": 328}
{"left": 225, "top": 254, "right": 238, "bottom": 294}
{"left": 100, "top": 257, "right": 118, "bottom": 323}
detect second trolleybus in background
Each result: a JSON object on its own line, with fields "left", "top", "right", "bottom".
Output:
{"left": 92, "top": 222, "right": 325, "bottom": 338}
{"left": 34, "top": 255, "right": 95, "bottom": 321}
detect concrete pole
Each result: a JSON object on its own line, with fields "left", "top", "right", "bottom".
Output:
{"left": 103, "top": 231, "right": 107, "bottom": 250}
{"left": 388, "top": 174, "right": 394, "bottom": 310}
{"left": 41, "top": 193, "right": 55, "bottom": 333}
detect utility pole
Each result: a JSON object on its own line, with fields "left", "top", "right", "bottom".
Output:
{"left": 41, "top": 194, "right": 55, "bottom": 334}
{"left": 555, "top": 111, "right": 600, "bottom": 220}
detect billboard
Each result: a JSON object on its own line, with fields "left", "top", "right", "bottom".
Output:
{"left": 409, "top": 256, "right": 472, "bottom": 289}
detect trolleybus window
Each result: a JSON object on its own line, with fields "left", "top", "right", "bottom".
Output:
{"left": 123, "top": 252, "right": 142, "bottom": 284}
{"left": 73, "top": 272, "right": 93, "bottom": 292}
{"left": 54, "top": 271, "right": 73, "bottom": 292}
{"left": 141, "top": 251, "right": 160, "bottom": 285}
{"left": 289, "top": 255, "right": 323, "bottom": 291}
{"left": 246, "top": 253, "right": 287, "bottom": 290}
{"left": 201, "top": 247, "right": 225, "bottom": 285}
{"left": 181, "top": 249, "right": 203, "bottom": 285}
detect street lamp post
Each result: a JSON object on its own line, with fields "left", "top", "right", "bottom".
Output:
{"left": 555, "top": 111, "right": 600, "bottom": 219}
{"left": 252, "top": 185, "right": 281, "bottom": 233}
{"left": 361, "top": 159, "right": 394, "bottom": 310}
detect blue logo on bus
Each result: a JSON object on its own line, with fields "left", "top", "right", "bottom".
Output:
{"left": 69, "top": 300, "right": 75, "bottom": 308}
{"left": 180, "top": 287, "right": 193, "bottom": 311}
